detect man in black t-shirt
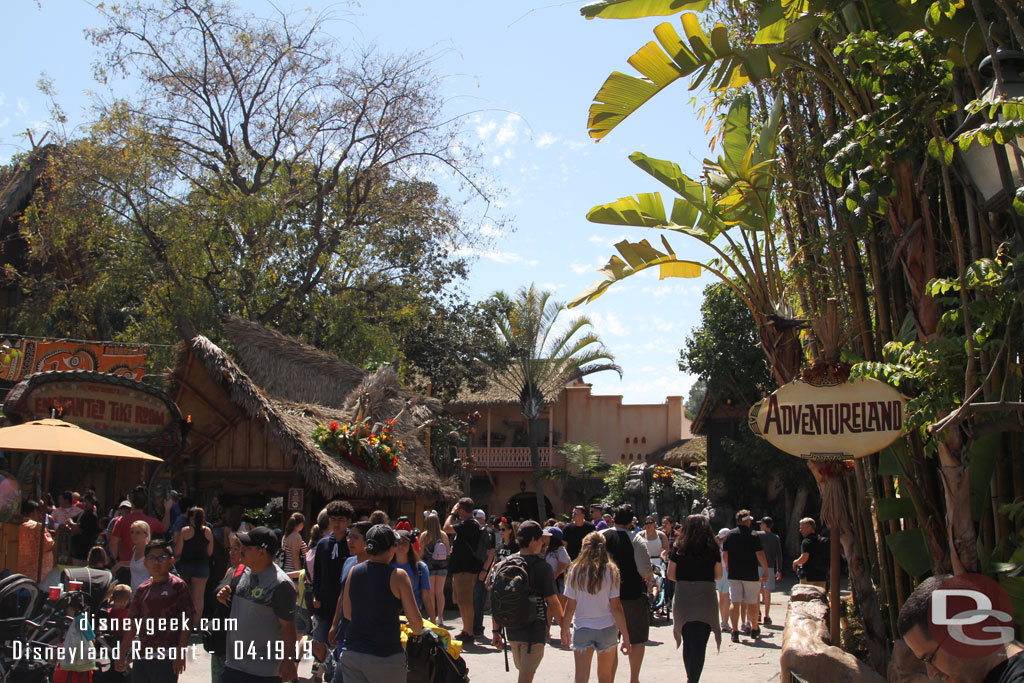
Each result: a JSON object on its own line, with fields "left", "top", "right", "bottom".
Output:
{"left": 561, "top": 506, "right": 595, "bottom": 561}
{"left": 311, "top": 499, "right": 353, "bottom": 677}
{"left": 444, "top": 497, "right": 483, "bottom": 642}
{"left": 722, "top": 509, "right": 769, "bottom": 642}
{"left": 898, "top": 575, "right": 1024, "bottom": 683}
{"left": 602, "top": 505, "right": 653, "bottom": 682}
{"left": 793, "top": 517, "right": 829, "bottom": 589}
{"left": 491, "top": 521, "right": 562, "bottom": 683}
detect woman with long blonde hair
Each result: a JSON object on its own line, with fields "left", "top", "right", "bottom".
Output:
{"left": 560, "top": 532, "right": 631, "bottom": 683}
{"left": 419, "top": 512, "right": 451, "bottom": 628}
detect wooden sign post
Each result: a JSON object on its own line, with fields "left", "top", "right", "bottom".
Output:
{"left": 750, "top": 356, "right": 906, "bottom": 642}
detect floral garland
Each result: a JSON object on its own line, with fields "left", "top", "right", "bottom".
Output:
{"left": 312, "top": 417, "right": 404, "bottom": 474}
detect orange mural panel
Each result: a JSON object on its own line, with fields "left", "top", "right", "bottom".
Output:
{"left": 2, "top": 339, "right": 148, "bottom": 382}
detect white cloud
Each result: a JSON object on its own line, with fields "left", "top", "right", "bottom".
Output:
{"left": 16, "top": 98, "right": 28, "bottom": 115}
{"left": 454, "top": 247, "right": 538, "bottom": 267}
{"left": 496, "top": 114, "right": 521, "bottom": 147}
{"left": 650, "top": 315, "right": 682, "bottom": 331}
{"left": 540, "top": 282, "right": 565, "bottom": 291}
{"left": 479, "top": 224, "right": 505, "bottom": 238}
{"left": 570, "top": 262, "right": 592, "bottom": 275}
{"left": 537, "top": 132, "right": 559, "bottom": 149}
{"left": 590, "top": 311, "right": 626, "bottom": 336}
{"left": 587, "top": 233, "right": 626, "bottom": 249}
{"left": 642, "top": 284, "right": 674, "bottom": 299}
{"left": 476, "top": 120, "right": 497, "bottom": 140}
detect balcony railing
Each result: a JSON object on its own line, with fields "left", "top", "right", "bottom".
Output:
{"left": 455, "top": 446, "right": 554, "bottom": 469}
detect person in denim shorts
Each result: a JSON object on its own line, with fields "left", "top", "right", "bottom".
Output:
{"left": 560, "top": 532, "right": 632, "bottom": 683}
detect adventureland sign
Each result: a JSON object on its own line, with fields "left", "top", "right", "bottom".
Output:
{"left": 748, "top": 377, "right": 906, "bottom": 460}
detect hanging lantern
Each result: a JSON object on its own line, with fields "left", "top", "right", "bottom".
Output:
{"left": 953, "top": 50, "right": 1024, "bottom": 212}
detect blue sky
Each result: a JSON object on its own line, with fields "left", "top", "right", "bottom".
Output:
{"left": 4, "top": 0, "right": 721, "bottom": 405}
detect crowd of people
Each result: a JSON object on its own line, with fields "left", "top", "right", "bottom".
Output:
{"left": 12, "top": 487, "right": 841, "bottom": 683}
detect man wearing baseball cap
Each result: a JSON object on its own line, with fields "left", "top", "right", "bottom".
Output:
{"left": 340, "top": 523, "right": 424, "bottom": 682}
{"left": 472, "top": 508, "right": 496, "bottom": 638}
{"left": 722, "top": 510, "right": 770, "bottom": 643}
{"left": 491, "top": 521, "right": 563, "bottom": 683}
{"left": 217, "top": 527, "right": 298, "bottom": 683}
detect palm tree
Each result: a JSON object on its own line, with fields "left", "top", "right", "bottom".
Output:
{"left": 489, "top": 285, "right": 621, "bottom": 520}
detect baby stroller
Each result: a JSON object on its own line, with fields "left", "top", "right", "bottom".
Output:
{"left": 0, "top": 568, "right": 117, "bottom": 683}
{"left": 647, "top": 564, "right": 668, "bottom": 622}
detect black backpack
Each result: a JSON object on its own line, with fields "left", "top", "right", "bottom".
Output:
{"left": 471, "top": 523, "right": 491, "bottom": 566}
{"left": 490, "top": 553, "right": 540, "bottom": 631}
{"left": 406, "top": 630, "right": 470, "bottom": 683}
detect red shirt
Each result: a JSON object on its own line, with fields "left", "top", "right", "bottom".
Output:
{"left": 127, "top": 574, "right": 195, "bottom": 651}
{"left": 111, "top": 511, "right": 166, "bottom": 562}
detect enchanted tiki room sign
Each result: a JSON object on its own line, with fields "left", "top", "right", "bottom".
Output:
{"left": 748, "top": 378, "right": 906, "bottom": 460}
{"left": 4, "top": 370, "right": 183, "bottom": 452}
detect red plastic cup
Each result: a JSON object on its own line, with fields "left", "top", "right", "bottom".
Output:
{"left": 68, "top": 581, "right": 83, "bottom": 591}
{"left": 49, "top": 586, "right": 62, "bottom": 601}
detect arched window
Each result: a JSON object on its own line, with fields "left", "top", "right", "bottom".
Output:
{"left": 633, "top": 437, "right": 638, "bottom": 444}
{"left": 621, "top": 453, "right": 626, "bottom": 460}
{"left": 625, "top": 437, "right": 630, "bottom": 444}
{"left": 641, "top": 436, "right": 647, "bottom": 444}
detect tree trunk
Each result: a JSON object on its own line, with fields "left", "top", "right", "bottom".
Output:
{"left": 528, "top": 417, "right": 545, "bottom": 522}
{"left": 936, "top": 426, "right": 980, "bottom": 574}
{"left": 811, "top": 465, "right": 890, "bottom": 674}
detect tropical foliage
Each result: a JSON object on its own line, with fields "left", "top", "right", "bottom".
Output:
{"left": 574, "top": 0, "right": 1024, "bottom": 671}
{"left": 488, "top": 285, "right": 621, "bottom": 518}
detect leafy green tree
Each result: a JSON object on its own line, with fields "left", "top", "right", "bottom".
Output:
{"left": 550, "top": 442, "right": 611, "bottom": 505}
{"left": 489, "top": 285, "right": 621, "bottom": 519}
{"left": 7, "top": 0, "right": 498, "bottom": 398}
{"left": 684, "top": 379, "right": 706, "bottom": 420}
{"left": 679, "top": 283, "right": 772, "bottom": 405}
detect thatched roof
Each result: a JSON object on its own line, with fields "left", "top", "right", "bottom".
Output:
{"left": 0, "top": 145, "right": 55, "bottom": 228}
{"left": 169, "top": 332, "right": 458, "bottom": 500}
{"left": 446, "top": 370, "right": 569, "bottom": 408}
{"left": 650, "top": 437, "right": 707, "bottom": 467}
{"left": 222, "top": 315, "right": 367, "bottom": 408}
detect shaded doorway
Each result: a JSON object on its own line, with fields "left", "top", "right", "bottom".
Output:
{"left": 505, "top": 492, "right": 553, "bottom": 522}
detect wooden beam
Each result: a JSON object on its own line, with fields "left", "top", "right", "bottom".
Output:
{"left": 176, "top": 376, "right": 234, "bottom": 426}
{"left": 174, "top": 351, "right": 194, "bottom": 406}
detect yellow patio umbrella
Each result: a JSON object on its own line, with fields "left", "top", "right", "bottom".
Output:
{"left": 0, "top": 418, "right": 164, "bottom": 581}
{"left": 0, "top": 418, "right": 163, "bottom": 461}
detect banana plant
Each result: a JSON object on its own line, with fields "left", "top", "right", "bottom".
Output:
{"left": 581, "top": 0, "right": 975, "bottom": 141}
{"left": 571, "top": 93, "right": 782, "bottom": 314}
